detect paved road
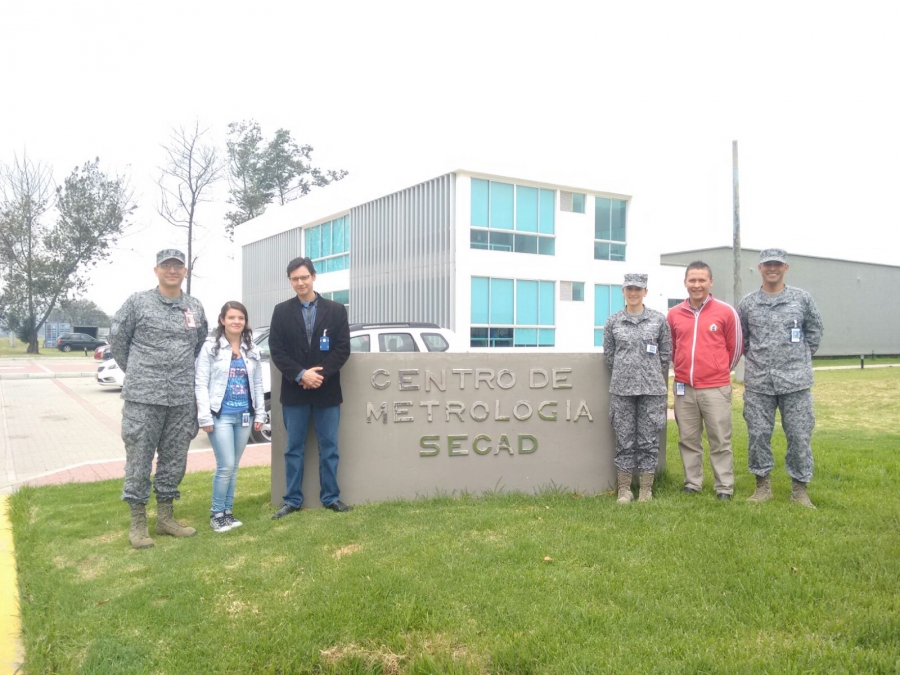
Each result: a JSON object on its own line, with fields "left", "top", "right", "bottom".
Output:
{"left": 0, "top": 362, "right": 220, "bottom": 493}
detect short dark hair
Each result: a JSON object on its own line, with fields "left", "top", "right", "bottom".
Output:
{"left": 685, "top": 261, "right": 713, "bottom": 280}
{"left": 286, "top": 257, "right": 316, "bottom": 277}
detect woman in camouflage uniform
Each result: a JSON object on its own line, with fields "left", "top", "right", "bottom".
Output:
{"left": 603, "top": 274, "right": 672, "bottom": 503}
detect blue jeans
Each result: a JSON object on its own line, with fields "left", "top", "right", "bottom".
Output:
{"left": 207, "top": 413, "right": 252, "bottom": 513}
{"left": 282, "top": 404, "right": 341, "bottom": 508}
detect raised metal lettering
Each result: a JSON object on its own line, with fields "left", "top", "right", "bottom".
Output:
{"left": 393, "top": 401, "right": 414, "bottom": 422}
{"left": 513, "top": 400, "right": 533, "bottom": 421}
{"left": 366, "top": 402, "right": 388, "bottom": 424}
{"left": 371, "top": 369, "right": 391, "bottom": 390}
{"left": 470, "top": 401, "right": 490, "bottom": 422}
{"left": 495, "top": 434, "right": 513, "bottom": 455}
{"left": 397, "top": 369, "right": 420, "bottom": 391}
{"left": 474, "top": 368, "right": 495, "bottom": 389}
{"left": 529, "top": 368, "right": 549, "bottom": 388}
{"left": 573, "top": 400, "right": 594, "bottom": 422}
{"left": 448, "top": 434, "right": 469, "bottom": 456}
{"left": 518, "top": 434, "right": 538, "bottom": 454}
{"left": 473, "top": 434, "right": 491, "bottom": 455}
{"left": 496, "top": 369, "right": 516, "bottom": 389}
{"left": 538, "top": 401, "right": 558, "bottom": 421}
{"left": 419, "top": 435, "right": 439, "bottom": 456}
{"left": 494, "top": 400, "right": 510, "bottom": 422}
{"left": 445, "top": 401, "right": 466, "bottom": 422}
{"left": 424, "top": 369, "right": 446, "bottom": 392}
{"left": 452, "top": 369, "right": 473, "bottom": 389}
{"left": 419, "top": 400, "right": 440, "bottom": 423}
{"left": 552, "top": 368, "right": 573, "bottom": 389}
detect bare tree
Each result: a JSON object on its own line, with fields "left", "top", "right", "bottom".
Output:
{"left": 157, "top": 121, "right": 222, "bottom": 294}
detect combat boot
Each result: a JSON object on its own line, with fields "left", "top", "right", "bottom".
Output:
{"left": 747, "top": 474, "right": 773, "bottom": 503}
{"left": 638, "top": 473, "right": 655, "bottom": 502}
{"left": 790, "top": 479, "right": 817, "bottom": 509}
{"left": 155, "top": 501, "right": 197, "bottom": 537}
{"left": 128, "top": 504, "right": 154, "bottom": 549}
{"left": 616, "top": 472, "right": 634, "bottom": 504}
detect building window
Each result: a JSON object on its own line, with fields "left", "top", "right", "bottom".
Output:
{"left": 560, "top": 281, "right": 585, "bottom": 302}
{"left": 471, "top": 276, "right": 555, "bottom": 348}
{"left": 305, "top": 215, "right": 350, "bottom": 272}
{"left": 321, "top": 289, "right": 349, "bottom": 305}
{"left": 594, "top": 284, "right": 625, "bottom": 346}
{"left": 470, "top": 178, "right": 555, "bottom": 255}
{"left": 560, "top": 191, "right": 586, "bottom": 214}
{"left": 594, "top": 197, "right": 627, "bottom": 261}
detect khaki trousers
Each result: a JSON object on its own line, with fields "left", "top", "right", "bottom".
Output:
{"left": 674, "top": 384, "right": 735, "bottom": 495}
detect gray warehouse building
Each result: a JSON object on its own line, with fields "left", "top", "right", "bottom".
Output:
{"left": 660, "top": 247, "right": 900, "bottom": 357}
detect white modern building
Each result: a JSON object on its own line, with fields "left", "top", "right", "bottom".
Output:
{"left": 235, "top": 170, "right": 685, "bottom": 350}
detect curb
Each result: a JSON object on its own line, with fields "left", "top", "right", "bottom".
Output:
{"left": 0, "top": 372, "right": 97, "bottom": 380}
{"left": 0, "top": 496, "right": 24, "bottom": 673}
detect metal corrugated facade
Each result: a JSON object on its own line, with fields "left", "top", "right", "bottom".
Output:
{"left": 241, "top": 228, "right": 303, "bottom": 329}
{"left": 241, "top": 173, "right": 456, "bottom": 330}
{"left": 349, "top": 173, "right": 456, "bottom": 328}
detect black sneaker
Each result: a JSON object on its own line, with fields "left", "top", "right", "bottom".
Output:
{"left": 224, "top": 510, "right": 242, "bottom": 529}
{"left": 210, "top": 512, "right": 232, "bottom": 533}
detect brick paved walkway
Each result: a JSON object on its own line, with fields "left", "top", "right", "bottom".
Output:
{"left": 18, "top": 443, "right": 272, "bottom": 490}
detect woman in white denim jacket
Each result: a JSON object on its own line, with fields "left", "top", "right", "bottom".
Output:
{"left": 195, "top": 301, "right": 266, "bottom": 533}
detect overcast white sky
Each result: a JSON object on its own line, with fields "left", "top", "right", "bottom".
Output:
{"left": 1, "top": 0, "right": 898, "bottom": 317}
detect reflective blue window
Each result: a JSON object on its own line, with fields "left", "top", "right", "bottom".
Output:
{"left": 595, "top": 197, "right": 627, "bottom": 261}
{"left": 516, "top": 186, "right": 538, "bottom": 233}
{"left": 471, "top": 179, "right": 489, "bottom": 227}
{"left": 490, "top": 278, "right": 514, "bottom": 324}
{"left": 470, "top": 179, "right": 554, "bottom": 256}
{"left": 516, "top": 280, "right": 538, "bottom": 325}
{"left": 332, "top": 218, "right": 344, "bottom": 255}
{"left": 306, "top": 226, "right": 320, "bottom": 259}
{"left": 594, "top": 284, "right": 625, "bottom": 344}
{"left": 539, "top": 281, "right": 554, "bottom": 325}
{"left": 471, "top": 277, "right": 489, "bottom": 324}
{"left": 539, "top": 189, "right": 555, "bottom": 234}
{"left": 470, "top": 276, "right": 555, "bottom": 348}
{"left": 572, "top": 193, "right": 585, "bottom": 214}
{"left": 321, "top": 221, "right": 332, "bottom": 257}
{"left": 490, "top": 181, "right": 514, "bottom": 231}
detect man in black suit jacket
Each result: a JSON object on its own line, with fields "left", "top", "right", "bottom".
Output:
{"left": 269, "top": 257, "right": 352, "bottom": 518}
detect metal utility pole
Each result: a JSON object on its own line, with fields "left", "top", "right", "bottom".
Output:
{"left": 732, "top": 140, "right": 741, "bottom": 306}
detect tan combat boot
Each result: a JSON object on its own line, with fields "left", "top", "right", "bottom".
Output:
{"left": 747, "top": 474, "right": 773, "bottom": 503}
{"left": 155, "top": 501, "right": 197, "bottom": 537}
{"left": 129, "top": 504, "right": 154, "bottom": 549}
{"left": 790, "top": 479, "right": 817, "bottom": 509}
{"left": 616, "top": 472, "right": 634, "bottom": 504}
{"left": 638, "top": 473, "right": 655, "bottom": 502}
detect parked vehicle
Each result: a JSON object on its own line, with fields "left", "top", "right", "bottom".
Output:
{"left": 96, "top": 358, "right": 125, "bottom": 387}
{"left": 57, "top": 332, "right": 107, "bottom": 353}
{"left": 247, "top": 322, "right": 458, "bottom": 444}
{"left": 94, "top": 344, "right": 112, "bottom": 360}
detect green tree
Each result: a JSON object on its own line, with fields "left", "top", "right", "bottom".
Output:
{"left": 224, "top": 120, "right": 347, "bottom": 239}
{"left": 0, "top": 155, "right": 134, "bottom": 353}
{"left": 48, "top": 298, "right": 112, "bottom": 327}
{"left": 157, "top": 121, "right": 222, "bottom": 294}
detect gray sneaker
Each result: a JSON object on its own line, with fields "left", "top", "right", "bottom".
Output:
{"left": 224, "top": 510, "right": 242, "bottom": 528}
{"left": 210, "top": 512, "right": 232, "bottom": 533}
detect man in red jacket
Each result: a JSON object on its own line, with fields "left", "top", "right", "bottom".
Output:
{"left": 667, "top": 261, "right": 743, "bottom": 499}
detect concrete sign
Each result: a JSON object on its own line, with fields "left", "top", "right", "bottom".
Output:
{"left": 269, "top": 353, "right": 666, "bottom": 507}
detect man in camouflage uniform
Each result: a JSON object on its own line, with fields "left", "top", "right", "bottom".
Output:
{"left": 110, "top": 249, "right": 208, "bottom": 548}
{"left": 739, "top": 248, "right": 824, "bottom": 508}
{"left": 603, "top": 273, "right": 672, "bottom": 503}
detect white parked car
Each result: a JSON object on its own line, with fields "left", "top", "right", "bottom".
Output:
{"left": 249, "top": 322, "right": 459, "bottom": 443}
{"left": 96, "top": 358, "right": 125, "bottom": 388}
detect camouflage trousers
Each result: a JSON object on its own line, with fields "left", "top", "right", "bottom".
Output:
{"left": 120, "top": 401, "right": 199, "bottom": 505}
{"left": 743, "top": 388, "right": 815, "bottom": 483}
{"left": 609, "top": 394, "right": 667, "bottom": 473}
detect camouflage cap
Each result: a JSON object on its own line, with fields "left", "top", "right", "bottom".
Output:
{"left": 156, "top": 249, "right": 186, "bottom": 265}
{"left": 759, "top": 248, "right": 787, "bottom": 264}
{"left": 623, "top": 273, "right": 648, "bottom": 289}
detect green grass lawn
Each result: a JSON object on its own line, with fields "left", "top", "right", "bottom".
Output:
{"left": 10, "top": 370, "right": 900, "bottom": 674}
{"left": 0, "top": 342, "right": 96, "bottom": 358}
{"left": 812, "top": 356, "right": 900, "bottom": 368}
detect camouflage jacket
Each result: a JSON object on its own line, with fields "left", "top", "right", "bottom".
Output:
{"left": 603, "top": 307, "right": 672, "bottom": 396}
{"left": 110, "top": 288, "right": 207, "bottom": 405}
{"left": 738, "top": 285, "right": 824, "bottom": 394}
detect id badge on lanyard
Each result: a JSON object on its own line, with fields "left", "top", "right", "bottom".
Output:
{"left": 320, "top": 329, "right": 330, "bottom": 352}
{"left": 675, "top": 382, "right": 685, "bottom": 396}
{"left": 241, "top": 412, "right": 250, "bottom": 427}
{"left": 184, "top": 308, "right": 197, "bottom": 329}
{"left": 791, "top": 320, "right": 801, "bottom": 343}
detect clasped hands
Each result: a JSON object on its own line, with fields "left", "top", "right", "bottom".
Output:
{"left": 300, "top": 366, "right": 325, "bottom": 390}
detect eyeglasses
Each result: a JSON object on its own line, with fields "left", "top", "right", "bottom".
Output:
{"left": 159, "top": 262, "right": 185, "bottom": 270}
{"left": 291, "top": 274, "right": 312, "bottom": 282}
